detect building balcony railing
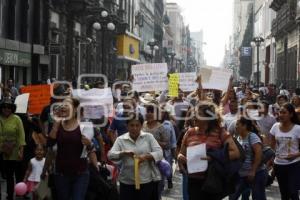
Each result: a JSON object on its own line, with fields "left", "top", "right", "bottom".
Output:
{"left": 271, "top": 0, "right": 297, "bottom": 37}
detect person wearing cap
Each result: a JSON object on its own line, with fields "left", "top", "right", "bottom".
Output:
{"left": 0, "top": 99, "right": 26, "bottom": 200}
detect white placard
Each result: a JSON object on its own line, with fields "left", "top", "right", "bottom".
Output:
{"left": 73, "top": 88, "right": 114, "bottom": 119}
{"left": 200, "top": 67, "right": 232, "bottom": 91}
{"left": 187, "top": 144, "right": 208, "bottom": 174}
{"left": 132, "top": 63, "right": 168, "bottom": 92}
{"left": 179, "top": 73, "right": 198, "bottom": 92}
{"left": 14, "top": 93, "right": 30, "bottom": 114}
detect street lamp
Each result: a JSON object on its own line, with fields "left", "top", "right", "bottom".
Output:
{"left": 147, "top": 38, "right": 159, "bottom": 63}
{"left": 251, "top": 36, "right": 264, "bottom": 88}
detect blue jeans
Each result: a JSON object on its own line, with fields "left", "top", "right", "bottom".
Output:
{"left": 182, "top": 174, "right": 189, "bottom": 200}
{"left": 54, "top": 170, "right": 90, "bottom": 200}
{"left": 229, "top": 169, "right": 267, "bottom": 200}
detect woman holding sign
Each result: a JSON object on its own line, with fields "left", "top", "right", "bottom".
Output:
{"left": 47, "top": 97, "right": 98, "bottom": 200}
{"left": 177, "top": 102, "right": 240, "bottom": 200}
{"left": 108, "top": 113, "right": 163, "bottom": 200}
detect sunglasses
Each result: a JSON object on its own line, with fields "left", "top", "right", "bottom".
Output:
{"left": 2, "top": 105, "right": 13, "bottom": 109}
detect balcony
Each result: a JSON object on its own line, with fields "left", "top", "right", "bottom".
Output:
{"left": 68, "top": 0, "right": 88, "bottom": 12}
{"left": 271, "top": 0, "right": 297, "bottom": 37}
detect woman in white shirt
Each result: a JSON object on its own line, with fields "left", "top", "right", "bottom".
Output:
{"left": 270, "top": 103, "right": 300, "bottom": 200}
{"left": 108, "top": 113, "right": 163, "bottom": 200}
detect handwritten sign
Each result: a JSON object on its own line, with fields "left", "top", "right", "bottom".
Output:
{"left": 132, "top": 63, "right": 168, "bottom": 92}
{"left": 168, "top": 73, "right": 180, "bottom": 97}
{"left": 72, "top": 88, "right": 114, "bottom": 119}
{"left": 15, "top": 93, "right": 30, "bottom": 114}
{"left": 20, "top": 85, "right": 51, "bottom": 114}
{"left": 199, "top": 67, "right": 232, "bottom": 91}
{"left": 179, "top": 73, "right": 198, "bottom": 92}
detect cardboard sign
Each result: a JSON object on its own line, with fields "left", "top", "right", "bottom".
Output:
{"left": 14, "top": 93, "right": 30, "bottom": 114}
{"left": 132, "top": 63, "right": 168, "bottom": 92}
{"left": 199, "top": 67, "right": 232, "bottom": 91}
{"left": 168, "top": 73, "right": 180, "bottom": 97}
{"left": 179, "top": 73, "right": 198, "bottom": 92}
{"left": 20, "top": 85, "right": 51, "bottom": 114}
{"left": 72, "top": 88, "right": 114, "bottom": 119}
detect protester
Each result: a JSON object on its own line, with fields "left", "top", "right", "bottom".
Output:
{"left": 6, "top": 79, "right": 19, "bottom": 99}
{"left": 270, "top": 103, "right": 300, "bottom": 200}
{"left": 229, "top": 117, "right": 267, "bottom": 200}
{"left": 108, "top": 112, "right": 163, "bottom": 200}
{"left": 0, "top": 99, "right": 26, "bottom": 200}
{"left": 177, "top": 102, "right": 240, "bottom": 200}
{"left": 47, "top": 97, "right": 98, "bottom": 200}
{"left": 23, "top": 144, "right": 45, "bottom": 200}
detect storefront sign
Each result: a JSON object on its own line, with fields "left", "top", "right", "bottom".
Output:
{"left": 117, "top": 33, "right": 140, "bottom": 61}
{"left": 0, "top": 49, "right": 31, "bottom": 66}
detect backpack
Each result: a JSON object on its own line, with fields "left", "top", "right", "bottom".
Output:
{"left": 248, "top": 133, "right": 275, "bottom": 165}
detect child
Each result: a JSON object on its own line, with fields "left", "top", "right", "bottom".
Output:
{"left": 23, "top": 144, "right": 45, "bottom": 199}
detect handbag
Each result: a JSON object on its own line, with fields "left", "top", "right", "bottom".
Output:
{"left": 201, "top": 163, "right": 223, "bottom": 194}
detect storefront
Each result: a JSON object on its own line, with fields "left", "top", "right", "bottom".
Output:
{"left": 0, "top": 48, "right": 31, "bottom": 87}
{"left": 116, "top": 31, "right": 140, "bottom": 81}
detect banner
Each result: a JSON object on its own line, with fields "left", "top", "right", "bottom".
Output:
{"left": 72, "top": 88, "right": 114, "bottom": 119}
{"left": 20, "top": 85, "right": 51, "bottom": 114}
{"left": 132, "top": 63, "right": 168, "bottom": 92}
{"left": 15, "top": 93, "right": 30, "bottom": 114}
{"left": 179, "top": 73, "right": 198, "bottom": 92}
{"left": 168, "top": 73, "right": 180, "bottom": 97}
{"left": 199, "top": 67, "right": 232, "bottom": 91}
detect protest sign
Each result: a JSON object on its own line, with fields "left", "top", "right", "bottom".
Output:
{"left": 132, "top": 63, "right": 168, "bottom": 92}
{"left": 20, "top": 85, "right": 51, "bottom": 114}
{"left": 199, "top": 67, "right": 232, "bottom": 91}
{"left": 72, "top": 88, "right": 114, "bottom": 119}
{"left": 168, "top": 73, "right": 180, "bottom": 97}
{"left": 179, "top": 73, "right": 198, "bottom": 92}
{"left": 15, "top": 93, "right": 30, "bottom": 113}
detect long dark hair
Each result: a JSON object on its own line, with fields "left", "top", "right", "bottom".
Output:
{"left": 238, "top": 117, "right": 262, "bottom": 140}
{"left": 281, "top": 103, "right": 300, "bottom": 125}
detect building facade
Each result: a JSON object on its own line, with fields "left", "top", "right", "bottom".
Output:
{"left": 0, "top": 0, "right": 47, "bottom": 86}
{"left": 271, "top": 0, "right": 298, "bottom": 88}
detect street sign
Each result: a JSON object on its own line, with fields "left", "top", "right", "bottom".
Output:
{"left": 49, "top": 43, "right": 61, "bottom": 55}
{"left": 241, "top": 47, "right": 252, "bottom": 57}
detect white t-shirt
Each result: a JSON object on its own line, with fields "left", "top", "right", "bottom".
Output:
{"left": 270, "top": 123, "right": 300, "bottom": 165}
{"left": 28, "top": 158, "right": 45, "bottom": 182}
{"left": 223, "top": 113, "right": 237, "bottom": 130}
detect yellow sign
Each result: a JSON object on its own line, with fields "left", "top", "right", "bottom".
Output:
{"left": 117, "top": 33, "right": 140, "bottom": 61}
{"left": 168, "top": 73, "right": 180, "bottom": 97}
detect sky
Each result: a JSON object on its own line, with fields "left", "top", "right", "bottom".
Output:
{"left": 167, "top": 0, "right": 233, "bottom": 67}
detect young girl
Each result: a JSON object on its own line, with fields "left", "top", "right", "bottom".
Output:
{"left": 23, "top": 144, "right": 45, "bottom": 199}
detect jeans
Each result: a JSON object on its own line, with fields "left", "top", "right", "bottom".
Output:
{"left": 3, "top": 160, "right": 24, "bottom": 200}
{"left": 182, "top": 174, "right": 189, "bottom": 200}
{"left": 120, "top": 181, "right": 159, "bottom": 200}
{"left": 229, "top": 169, "right": 267, "bottom": 200}
{"left": 274, "top": 162, "right": 300, "bottom": 200}
{"left": 54, "top": 170, "right": 90, "bottom": 200}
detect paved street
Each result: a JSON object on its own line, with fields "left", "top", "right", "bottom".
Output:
{"left": 0, "top": 170, "right": 283, "bottom": 200}
{"left": 162, "top": 170, "right": 282, "bottom": 200}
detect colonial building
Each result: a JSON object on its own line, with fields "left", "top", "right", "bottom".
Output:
{"left": 271, "top": 0, "right": 298, "bottom": 88}
{"left": 0, "top": 0, "right": 47, "bottom": 86}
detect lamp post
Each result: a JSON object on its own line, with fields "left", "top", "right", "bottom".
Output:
{"left": 147, "top": 38, "right": 159, "bottom": 63}
{"left": 91, "top": 11, "right": 116, "bottom": 76}
{"left": 168, "top": 51, "right": 176, "bottom": 72}
{"left": 251, "top": 37, "right": 264, "bottom": 88}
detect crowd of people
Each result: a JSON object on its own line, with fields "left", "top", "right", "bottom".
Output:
{"left": 0, "top": 76, "right": 300, "bottom": 200}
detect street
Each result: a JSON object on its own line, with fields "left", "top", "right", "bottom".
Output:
{"left": 162, "top": 170, "right": 281, "bottom": 200}
{"left": 1, "top": 169, "right": 282, "bottom": 200}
